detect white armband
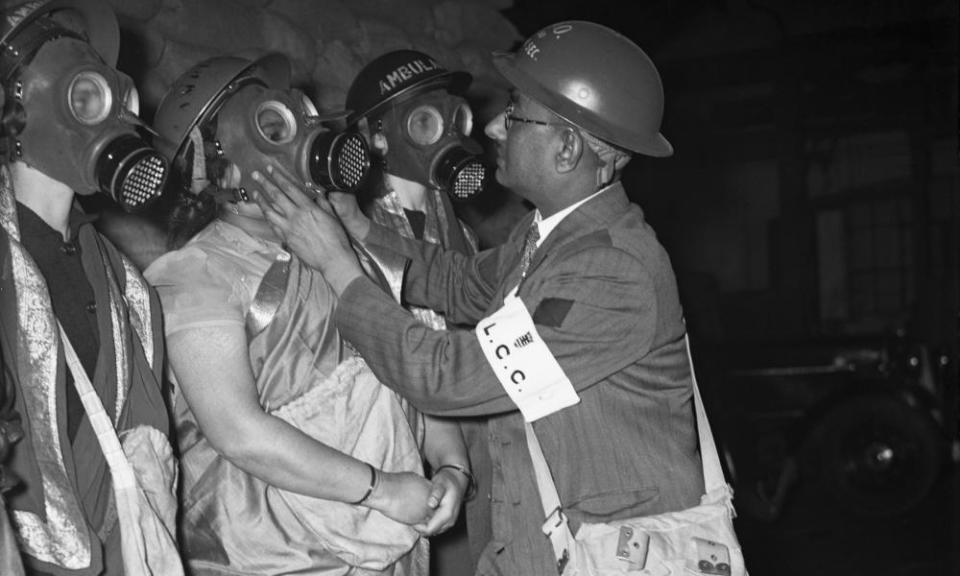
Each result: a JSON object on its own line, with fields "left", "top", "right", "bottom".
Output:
{"left": 475, "top": 295, "right": 580, "bottom": 422}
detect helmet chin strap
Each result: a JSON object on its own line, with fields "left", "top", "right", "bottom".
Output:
{"left": 186, "top": 127, "right": 249, "bottom": 203}
{"left": 188, "top": 126, "right": 209, "bottom": 195}
{"left": 207, "top": 188, "right": 248, "bottom": 204}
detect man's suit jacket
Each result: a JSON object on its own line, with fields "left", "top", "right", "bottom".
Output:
{"left": 337, "top": 182, "right": 705, "bottom": 575}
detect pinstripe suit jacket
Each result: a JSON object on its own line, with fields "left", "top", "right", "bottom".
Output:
{"left": 337, "top": 182, "right": 705, "bottom": 575}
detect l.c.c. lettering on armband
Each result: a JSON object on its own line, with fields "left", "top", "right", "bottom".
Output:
{"left": 475, "top": 295, "right": 580, "bottom": 422}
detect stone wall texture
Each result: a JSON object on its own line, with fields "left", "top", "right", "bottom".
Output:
{"left": 109, "top": 0, "right": 521, "bottom": 120}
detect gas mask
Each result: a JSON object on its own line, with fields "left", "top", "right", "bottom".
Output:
{"left": 377, "top": 91, "right": 488, "bottom": 201}
{"left": 214, "top": 82, "right": 370, "bottom": 199}
{"left": 5, "top": 23, "right": 167, "bottom": 210}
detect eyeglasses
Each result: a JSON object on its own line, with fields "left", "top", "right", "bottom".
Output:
{"left": 502, "top": 102, "right": 566, "bottom": 132}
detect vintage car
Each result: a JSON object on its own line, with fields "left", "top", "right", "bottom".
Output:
{"left": 701, "top": 330, "right": 950, "bottom": 521}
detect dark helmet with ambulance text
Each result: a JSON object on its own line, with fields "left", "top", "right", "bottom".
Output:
{"left": 345, "top": 49, "right": 488, "bottom": 201}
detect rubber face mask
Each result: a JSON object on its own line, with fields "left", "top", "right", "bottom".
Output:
{"left": 13, "top": 35, "right": 167, "bottom": 209}
{"left": 214, "top": 84, "right": 371, "bottom": 198}
{"left": 379, "top": 91, "right": 489, "bottom": 201}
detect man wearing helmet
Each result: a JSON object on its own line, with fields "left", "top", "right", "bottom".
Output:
{"left": 254, "top": 21, "right": 706, "bottom": 576}
{"left": 0, "top": 0, "right": 171, "bottom": 574}
{"left": 343, "top": 49, "right": 490, "bottom": 574}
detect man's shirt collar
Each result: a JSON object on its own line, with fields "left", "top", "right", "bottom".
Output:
{"left": 532, "top": 183, "right": 618, "bottom": 248}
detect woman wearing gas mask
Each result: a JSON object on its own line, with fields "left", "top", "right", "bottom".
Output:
{"left": 343, "top": 49, "right": 490, "bottom": 574}
{"left": 144, "top": 53, "right": 471, "bottom": 575}
{"left": 0, "top": 0, "right": 172, "bottom": 574}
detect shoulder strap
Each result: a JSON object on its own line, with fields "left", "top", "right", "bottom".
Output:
{"left": 57, "top": 323, "right": 137, "bottom": 492}
{"left": 687, "top": 335, "right": 727, "bottom": 492}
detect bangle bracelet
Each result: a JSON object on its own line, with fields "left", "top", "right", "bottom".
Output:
{"left": 434, "top": 463, "right": 476, "bottom": 501}
{"left": 349, "top": 463, "right": 378, "bottom": 506}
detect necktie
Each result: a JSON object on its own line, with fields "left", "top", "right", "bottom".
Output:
{"left": 518, "top": 221, "right": 540, "bottom": 279}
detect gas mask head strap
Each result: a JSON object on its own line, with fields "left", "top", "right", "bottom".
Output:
{"left": 1, "top": 18, "right": 87, "bottom": 85}
{"left": 187, "top": 125, "right": 208, "bottom": 195}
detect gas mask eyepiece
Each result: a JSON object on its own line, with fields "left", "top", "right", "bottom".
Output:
{"left": 308, "top": 130, "right": 371, "bottom": 193}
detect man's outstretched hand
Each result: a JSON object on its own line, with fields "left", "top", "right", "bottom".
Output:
{"left": 251, "top": 167, "right": 364, "bottom": 296}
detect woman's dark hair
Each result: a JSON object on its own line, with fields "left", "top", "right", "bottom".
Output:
{"left": 162, "top": 119, "right": 229, "bottom": 250}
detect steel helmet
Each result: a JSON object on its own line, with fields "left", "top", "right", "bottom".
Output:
{"left": 492, "top": 21, "right": 673, "bottom": 157}
{"left": 152, "top": 54, "right": 291, "bottom": 161}
{"left": 1, "top": 0, "right": 119, "bottom": 80}
{"left": 345, "top": 49, "right": 471, "bottom": 126}
{"left": 153, "top": 53, "right": 370, "bottom": 194}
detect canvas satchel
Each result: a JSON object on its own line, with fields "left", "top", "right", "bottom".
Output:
{"left": 59, "top": 325, "right": 185, "bottom": 576}
{"left": 525, "top": 335, "right": 747, "bottom": 576}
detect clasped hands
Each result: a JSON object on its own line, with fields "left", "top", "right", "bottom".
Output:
{"left": 373, "top": 467, "right": 470, "bottom": 536}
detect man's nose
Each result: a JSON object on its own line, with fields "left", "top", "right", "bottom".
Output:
{"left": 485, "top": 113, "right": 505, "bottom": 140}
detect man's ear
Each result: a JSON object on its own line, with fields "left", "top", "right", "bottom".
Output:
{"left": 556, "top": 127, "right": 583, "bottom": 174}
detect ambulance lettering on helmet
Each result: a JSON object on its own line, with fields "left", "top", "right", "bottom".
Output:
{"left": 346, "top": 49, "right": 472, "bottom": 127}
{"left": 380, "top": 72, "right": 400, "bottom": 94}
{"left": 378, "top": 58, "right": 440, "bottom": 95}
{"left": 5, "top": 3, "right": 41, "bottom": 29}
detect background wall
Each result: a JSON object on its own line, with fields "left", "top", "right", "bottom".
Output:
{"left": 108, "top": 0, "right": 520, "bottom": 119}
